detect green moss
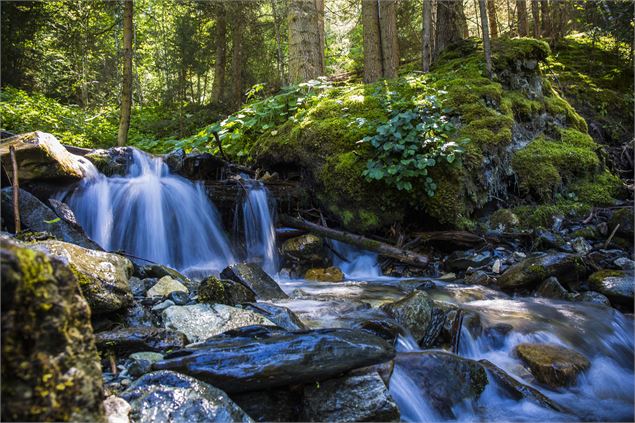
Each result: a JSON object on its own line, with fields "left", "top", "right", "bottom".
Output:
{"left": 513, "top": 202, "right": 591, "bottom": 228}
{"left": 543, "top": 93, "right": 588, "bottom": 132}
{"left": 570, "top": 226, "right": 599, "bottom": 240}
{"left": 588, "top": 269, "right": 625, "bottom": 286}
{"left": 570, "top": 170, "right": 623, "bottom": 206}
{"left": 506, "top": 90, "right": 545, "bottom": 120}
{"left": 492, "top": 37, "right": 551, "bottom": 70}
{"left": 490, "top": 208, "right": 520, "bottom": 230}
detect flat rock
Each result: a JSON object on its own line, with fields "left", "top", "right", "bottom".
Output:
{"left": 146, "top": 275, "right": 189, "bottom": 298}
{"left": 515, "top": 343, "right": 590, "bottom": 388}
{"left": 221, "top": 263, "right": 288, "bottom": 300}
{"left": 94, "top": 327, "right": 187, "bottom": 354}
{"left": 153, "top": 325, "right": 395, "bottom": 393}
{"left": 302, "top": 372, "right": 400, "bottom": 422}
{"left": 120, "top": 371, "right": 251, "bottom": 422}
{"left": 497, "top": 253, "right": 586, "bottom": 291}
{"left": 162, "top": 304, "right": 276, "bottom": 343}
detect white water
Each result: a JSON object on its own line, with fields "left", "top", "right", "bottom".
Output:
{"left": 331, "top": 240, "right": 382, "bottom": 279}
{"left": 64, "top": 149, "right": 235, "bottom": 275}
{"left": 241, "top": 178, "right": 279, "bottom": 275}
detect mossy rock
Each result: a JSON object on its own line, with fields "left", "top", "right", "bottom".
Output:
{"left": 304, "top": 266, "right": 345, "bottom": 282}
{"left": 515, "top": 343, "right": 590, "bottom": 388}
{"left": 1, "top": 237, "right": 105, "bottom": 422}
{"left": 197, "top": 276, "right": 256, "bottom": 306}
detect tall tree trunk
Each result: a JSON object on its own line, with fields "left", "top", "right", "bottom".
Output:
{"left": 271, "top": 0, "right": 286, "bottom": 85}
{"left": 541, "top": 0, "right": 550, "bottom": 37}
{"left": 117, "top": 0, "right": 133, "bottom": 147}
{"left": 435, "top": 0, "right": 467, "bottom": 57}
{"left": 517, "top": 0, "right": 528, "bottom": 36}
{"left": 378, "top": 0, "right": 399, "bottom": 79}
{"left": 422, "top": 0, "right": 433, "bottom": 72}
{"left": 362, "top": 0, "right": 383, "bottom": 82}
{"left": 531, "top": 0, "right": 540, "bottom": 37}
{"left": 479, "top": 0, "right": 493, "bottom": 79}
{"left": 288, "top": 0, "right": 323, "bottom": 83}
{"left": 230, "top": 7, "right": 243, "bottom": 109}
{"left": 474, "top": 0, "right": 481, "bottom": 38}
{"left": 487, "top": 0, "right": 498, "bottom": 38}
{"left": 315, "top": 0, "right": 325, "bottom": 73}
{"left": 211, "top": 3, "right": 227, "bottom": 104}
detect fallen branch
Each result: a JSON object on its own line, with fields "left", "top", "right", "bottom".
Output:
{"left": 279, "top": 215, "right": 429, "bottom": 268}
{"left": 9, "top": 146, "right": 20, "bottom": 233}
{"left": 604, "top": 224, "right": 620, "bottom": 249}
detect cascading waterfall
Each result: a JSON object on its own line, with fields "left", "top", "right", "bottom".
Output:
{"left": 64, "top": 148, "right": 235, "bottom": 276}
{"left": 331, "top": 240, "right": 382, "bottom": 279}
{"left": 240, "top": 176, "right": 279, "bottom": 275}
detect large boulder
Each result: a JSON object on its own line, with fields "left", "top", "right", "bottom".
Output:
{"left": 220, "top": 263, "right": 288, "bottom": 300}
{"left": 301, "top": 372, "right": 400, "bottom": 422}
{"left": 515, "top": 343, "right": 590, "bottom": 388}
{"left": 608, "top": 207, "right": 634, "bottom": 241}
{"left": 393, "top": 351, "right": 488, "bottom": 418}
{"left": 120, "top": 371, "right": 251, "bottom": 422}
{"left": 1, "top": 238, "right": 104, "bottom": 422}
{"left": 153, "top": 325, "right": 395, "bottom": 393}
{"left": 281, "top": 234, "right": 328, "bottom": 264}
{"left": 1, "top": 188, "right": 100, "bottom": 249}
{"left": 587, "top": 270, "right": 634, "bottom": 307}
{"left": 497, "top": 253, "right": 587, "bottom": 291}
{"left": 197, "top": 275, "right": 256, "bottom": 306}
{"left": 84, "top": 147, "right": 132, "bottom": 176}
{"left": 380, "top": 291, "right": 441, "bottom": 346}
{"left": 94, "top": 327, "right": 187, "bottom": 354}
{"left": 161, "top": 304, "right": 276, "bottom": 343}
{"left": 0, "top": 131, "right": 89, "bottom": 181}
{"left": 28, "top": 239, "right": 133, "bottom": 314}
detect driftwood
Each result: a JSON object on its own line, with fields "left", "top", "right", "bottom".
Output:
{"left": 9, "top": 146, "right": 20, "bottom": 233}
{"left": 279, "top": 215, "right": 429, "bottom": 268}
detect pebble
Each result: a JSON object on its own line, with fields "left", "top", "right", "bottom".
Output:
{"left": 492, "top": 259, "right": 502, "bottom": 274}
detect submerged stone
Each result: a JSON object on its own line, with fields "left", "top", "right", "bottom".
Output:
{"left": 153, "top": 325, "right": 395, "bottom": 393}
{"left": 515, "top": 343, "right": 590, "bottom": 388}
{"left": 304, "top": 266, "right": 344, "bottom": 282}
{"left": 220, "top": 262, "right": 288, "bottom": 300}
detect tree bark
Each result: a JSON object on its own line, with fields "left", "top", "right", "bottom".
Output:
{"left": 315, "top": 0, "right": 326, "bottom": 73}
{"left": 279, "top": 215, "right": 429, "bottom": 268}
{"left": 531, "top": 0, "right": 540, "bottom": 37}
{"left": 422, "top": 0, "right": 433, "bottom": 72}
{"left": 479, "top": 0, "right": 493, "bottom": 79}
{"left": 517, "top": 0, "right": 528, "bottom": 36}
{"left": 230, "top": 3, "right": 244, "bottom": 108}
{"left": 117, "top": 0, "right": 133, "bottom": 147}
{"left": 362, "top": 0, "right": 383, "bottom": 82}
{"left": 487, "top": 0, "right": 498, "bottom": 38}
{"left": 435, "top": 0, "right": 467, "bottom": 57}
{"left": 288, "top": 0, "right": 323, "bottom": 83}
{"left": 9, "top": 146, "right": 20, "bottom": 233}
{"left": 211, "top": 3, "right": 227, "bottom": 104}
{"left": 379, "top": 0, "right": 399, "bottom": 79}
{"left": 271, "top": 0, "right": 287, "bottom": 85}
{"left": 541, "top": 0, "right": 551, "bottom": 37}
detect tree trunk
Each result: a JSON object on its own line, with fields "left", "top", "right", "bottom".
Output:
{"left": 422, "top": 0, "right": 433, "bottom": 72}
{"left": 230, "top": 11, "right": 243, "bottom": 109}
{"left": 435, "top": 0, "right": 467, "bottom": 57}
{"left": 474, "top": 0, "right": 481, "bottom": 38}
{"left": 211, "top": 3, "right": 227, "bottom": 104}
{"left": 517, "top": 0, "right": 528, "bottom": 36}
{"left": 288, "top": 0, "right": 323, "bottom": 83}
{"left": 279, "top": 215, "right": 429, "bottom": 268}
{"left": 479, "top": 0, "right": 493, "bottom": 79}
{"left": 117, "top": 0, "right": 133, "bottom": 147}
{"left": 362, "top": 0, "right": 383, "bottom": 82}
{"left": 271, "top": 0, "right": 287, "bottom": 85}
{"left": 487, "top": 0, "right": 498, "bottom": 38}
{"left": 315, "top": 0, "right": 326, "bottom": 73}
{"left": 531, "top": 0, "right": 540, "bottom": 37}
{"left": 379, "top": 0, "right": 399, "bottom": 79}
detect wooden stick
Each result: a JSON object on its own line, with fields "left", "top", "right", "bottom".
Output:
{"left": 9, "top": 146, "right": 20, "bottom": 233}
{"left": 279, "top": 215, "right": 429, "bottom": 268}
{"left": 604, "top": 224, "right": 620, "bottom": 249}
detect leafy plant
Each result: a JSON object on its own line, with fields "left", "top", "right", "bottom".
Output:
{"left": 361, "top": 94, "right": 467, "bottom": 196}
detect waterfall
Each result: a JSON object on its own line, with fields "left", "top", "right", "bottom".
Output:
{"left": 64, "top": 148, "right": 235, "bottom": 276}
{"left": 240, "top": 177, "right": 279, "bottom": 275}
{"left": 331, "top": 240, "right": 382, "bottom": 279}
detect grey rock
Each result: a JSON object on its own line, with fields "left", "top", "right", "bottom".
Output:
{"left": 588, "top": 270, "right": 634, "bottom": 306}
{"left": 121, "top": 371, "right": 252, "bottom": 423}
{"left": 301, "top": 372, "right": 400, "bottom": 422}
{"left": 221, "top": 263, "right": 288, "bottom": 300}
{"left": 128, "top": 277, "right": 146, "bottom": 297}
{"left": 281, "top": 234, "right": 327, "bottom": 265}
{"left": 380, "top": 291, "right": 435, "bottom": 345}
{"left": 94, "top": 327, "right": 187, "bottom": 354}
{"left": 445, "top": 249, "right": 492, "bottom": 271}
{"left": 575, "top": 291, "right": 611, "bottom": 306}
{"left": 244, "top": 302, "right": 307, "bottom": 331}
{"left": 571, "top": 237, "right": 593, "bottom": 255}
{"left": 164, "top": 148, "right": 186, "bottom": 173}
{"left": 129, "top": 352, "right": 164, "bottom": 362}
{"left": 197, "top": 275, "right": 256, "bottom": 306}
{"left": 167, "top": 290, "right": 189, "bottom": 305}
{"left": 615, "top": 257, "right": 635, "bottom": 271}
{"left": 103, "top": 396, "right": 131, "bottom": 423}
{"left": 497, "top": 253, "right": 586, "bottom": 291}
{"left": 146, "top": 275, "right": 188, "bottom": 298}
{"left": 85, "top": 147, "right": 132, "bottom": 176}
{"left": 161, "top": 303, "right": 276, "bottom": 343}
{"left": 151, "top": 299, "right": 175, "bottom": 312}
{"left": 535, "top": 277, "right": 573, "bottom": 300}
{"left": 231, "top": 388, "right": 301, "bottom": 422}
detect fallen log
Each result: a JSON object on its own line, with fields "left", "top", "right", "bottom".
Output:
{"left": 279, "top": 215, "right": 429, "bottom": 268}
{"left": 414, "top": 231, "right": 486, "bottom": 248}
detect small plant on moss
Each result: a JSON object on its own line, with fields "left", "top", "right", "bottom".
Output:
{"left": 361, "top": 94, "right": 467, "bottom": 195}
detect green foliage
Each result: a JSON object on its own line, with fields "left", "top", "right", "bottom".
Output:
{"left": 361, "top": 95, "right": 466, "bottom": 195}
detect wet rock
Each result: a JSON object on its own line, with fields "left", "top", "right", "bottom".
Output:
{"left": 153, "top": 325, "right": 395, "bottom": 393}
{"left": 231, "top": 388, "right": 301, "bottom": 422}
{"left": 221, "top": 263, "right": 288, "bottom": 300}
{"left": 587, "top": 270, "right": 634, "bottom": 306}
{"left": 533, "top": 228, "right": 565, "bottom": 250}
{"left": 128, "top": 277, "right": 146, "bottom": 297}
{"left": 120, "top": 371, "right": 251, "bottom": 422}
{"left": 85, "top": 147, "right": 132, "bottom": 176}
{"left": 162, "top": 303, "right": 276, "bottom": 343}
{"left": 94, "top": 327, "right": 187, "bottom": 354}
{"left": 445, "top": 249, "right": 492, "bottom": 271}
{"left": 479, "top": 360, "right": 568, "bottom": 413}
{"left": 380, "top": 291, "right": 434, "bottom": 345}
{"left": 355, "top": 319, "right": 404, "bottom": 343}
{"left": 1, "top": 238, "right": 104, "bottom": 422}
{"left": 465, "top": 269, "right": 493, "bottom": 285}
{"left": 496, "top": 253, "right": 586, "bottom": 291}
{"left": 167, "top": 290, "right": 189, "bottom": 305}
{"left": 0, "top": 131, "right": 87, "bottom": 181}
{"left": 28, "top": 239, "right": 133, "bottom": 314}
{"left": 197, "top": 275, "right": 256, "bottom": 306}
{"left": 164, "top": 148, "right": 186, "bottom": 173}
{"left": 575, "top": 291, "right": 611, "bottom": 306}
{"left": 489, "top": 209, "right": 519, "bottom": 230}
{"left": 244, "top": 302, "right": 307, "bottom": 331}
{"left": 103, "top": 395, "right": 131, "bottom": 423}
{"left": 281, "top": 234, "right": 327, "bottom": 265}
{"left": 1, "top": 188, "right": 101, "bottom": 249}
{"left": 394, "top": 351, "right": 488, "bottom": 418}
{"left": 301, "top": 372, "right": 400, "bottom": 422}
{"left": 535, "top": 276, "right": 573, "bottom": 300}
{"left": 483, "top": 323, "right": 513, "bottom": 349}
{"left": 151, "top": 299, "right": 175, "bottom": 311}
{"left": 304, "top": 266, "right": 344, "bottom": 282}
{"left": 515, "top": 343, "right": 590, "bottom": 388}
{"left": 127, "top": 353, "right": 164, "bottom": 378}
{"left": 609, "top": 208, "right": 634, "bottom": 240}
{"left": 133, "top": 262, "right": 191, "bottom": 288}
{"left": 615, "top": 257, "right": 635, "bottom": 271}
{"left": 146, "top": 275, "right": 189, "bottom": 298}
{"left": 130, "top": 351, "right": 164, "bottom": 363}
{"left": 491, "top": 258, "right": 502, "bottom": 274}
{"left": 570, "top": 237, "right": 593, "bottom": 255}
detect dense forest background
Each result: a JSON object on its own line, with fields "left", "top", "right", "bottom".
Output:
{"left": 1, "top": 0, "right": 632, "bottom": 151}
